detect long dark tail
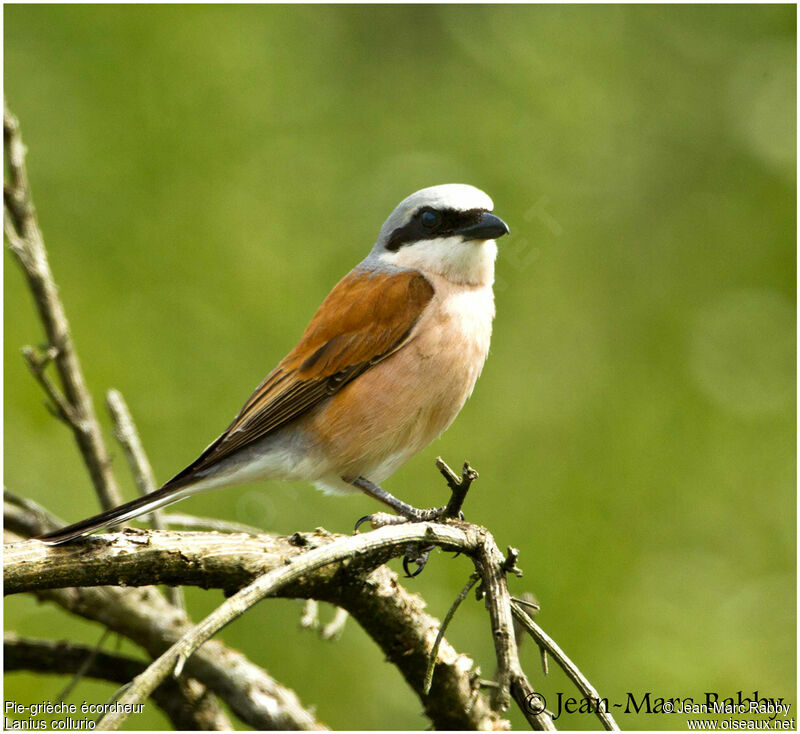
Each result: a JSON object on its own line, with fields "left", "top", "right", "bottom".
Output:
{"left": 35, "top": 482, "right": 193, "bottom": 545}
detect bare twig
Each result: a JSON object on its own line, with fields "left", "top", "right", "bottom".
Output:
{"left": 4, "top": 100, "right": 123, "bottom": 511}
{"left": 45, "top": 582, "right": 327, "bottom": 731}
{"left": 161, "top": 512, "right": 264, "bottom": 536}
{"left": 22, "top": 346, "right": 75, "bottom": 424}
{"left": 105, "top": 390, "right": 159, "bottom": 509}
{"left": 106, "top": 389, "right": 184, "bottom": 608}
{"left": 511, "top": 602, "right": 619, "bottom": 731}
{"left": 299, "top": 599, "right": 319, "bottom": 630}
{"left": 4, "top": 488, "right": 63, "bottom": 537}
{"left": 511, "top": 592, "right": 544, "bottom": 668}
{"left": 424, "top": 573, "right": 479, "bottom": 694}
{"left": 511, "top": 594, "right": 540, "bottom": 613}
{"left": 55, "top": 629, "right": 111, "bottom": 702}
{"left": 4, "top": 634, "right": 232, "bottom": 730}
{"left": 436, "top": 457, "right": 479, "bottom": 519}
{"left": 319, "top": 607, "right": 348, "bottom": 641}
{"left": 300, "top": 601, "right": 347, "bottom": 640}
{"left": 470, "top": 528, "right": 556, "bottom": 730}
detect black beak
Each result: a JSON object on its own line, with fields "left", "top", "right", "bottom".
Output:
{"left": 458, "top": 212, "right": 510, "bottom": 241}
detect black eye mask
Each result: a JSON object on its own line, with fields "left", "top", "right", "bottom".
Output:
{"left": 385, "top": 208, "right": 487, "bottom": 252}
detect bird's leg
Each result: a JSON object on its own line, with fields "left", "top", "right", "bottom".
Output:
{"left": 350, "top": 476, "right": 445, "bottom": 526}
{"left": 349, "top": 476, "right": 445, "bottom": 577}
{"left": 349, "top": 476, "right": 446, "bottom": 564}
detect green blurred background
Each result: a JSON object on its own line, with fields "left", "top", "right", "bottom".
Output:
{"left": 4, "top": 5, "right": 796, "bottom": 730}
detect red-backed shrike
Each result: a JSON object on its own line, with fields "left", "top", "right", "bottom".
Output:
{"left": 39, "top": 184, "right": 509, "bottom": 544}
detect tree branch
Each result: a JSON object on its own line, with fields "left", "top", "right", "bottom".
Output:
{"left": 105, "top": 389, "right": 160, "bottom": 522}
{"left": 511, "top": 603, "right": 619, "bottom": 731}
{"left": 6, "top": 509, "right": 618, "bottom": 729}
{"left": 160, "top": 512, "right": 265, "bottom": 535}
{"left": 4, "top": 523, "right": 554, "bottom": 730}
{"left": 5, "top": 512, "right": 327, "bottom": 731}
{"left": 87, "top": 524, "right": 490, "bottom": 730}
{"left": 4, "top": 634, "right": 232, "bottom": 730}
{"left": 4, "top": 100, "right": 123, "bottom": 511}
{"left": 4, "top": 489, "right": 62, "bottom": 538}
{"left": 437, "top": 457, "right": 479, "bottom": 519}
{"left": 3, "top": 523, "right": 512, "bottom": 729}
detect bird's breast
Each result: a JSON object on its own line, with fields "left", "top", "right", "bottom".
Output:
{"left": 414, "top": 280, "right": 495, "bottom": 364}
{"left": 306, "top": 278, "right": 495, "bottom": 481}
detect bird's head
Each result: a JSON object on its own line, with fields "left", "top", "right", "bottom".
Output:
{"left": 371, "top": 184, "right": 509, "bottom": 286}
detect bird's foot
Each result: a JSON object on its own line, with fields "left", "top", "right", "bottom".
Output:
{"left": 354, "top": 512, "right": 410, "bottom": 532}
{"left": 348, "top": 464, "right": 476, "bottom": 576}
{"left": 403, "top": 544, "right": 434, "bottom": 577}
{"left": 350, "top": 477, "right": 457, "bottom": 531}
{"left": 353, "top": 505, "right": 451, "bottom": 533}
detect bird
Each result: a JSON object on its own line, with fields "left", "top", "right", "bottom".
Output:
{"left": 37, "top": 184, "right": 509, "bottom": 544}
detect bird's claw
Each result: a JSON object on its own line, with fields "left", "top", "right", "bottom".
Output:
{"left": 354, "top": 512, "right": 410, "bottom": 533}
{"left": 403, "top": 544, "right": 434, "bottom": 577}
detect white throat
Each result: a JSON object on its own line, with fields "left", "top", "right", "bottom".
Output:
{"left": 378, "top": 237, "right": 498, "bottom": 286}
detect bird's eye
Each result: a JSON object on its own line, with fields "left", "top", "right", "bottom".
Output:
{"left": 420, "top": 210, "right": 440, "bottom": 228}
